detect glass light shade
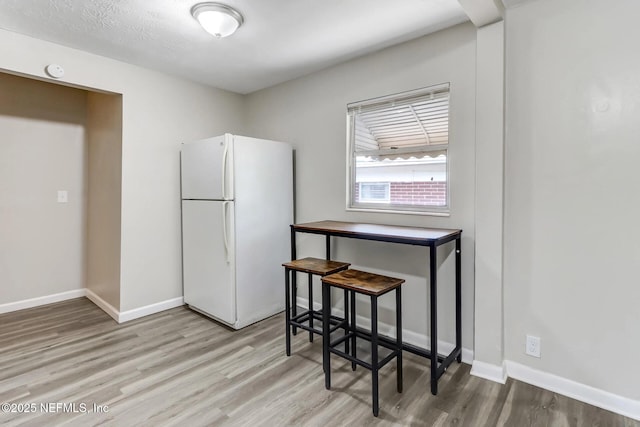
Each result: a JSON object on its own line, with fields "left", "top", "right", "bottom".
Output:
{"left": 192, "top": 3, "right": 243, "bottom": 38}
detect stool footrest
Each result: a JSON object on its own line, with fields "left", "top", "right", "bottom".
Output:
{"left": 290, "top": 311, "right": 345, "bottom": 336}
{"left": 329, "top": 332, "right": 401, "bottom": 370}
{"left": 290, "top": 308, "right": 317, "bottom": 323}
{"left": 329, "top": 346, "right": 400, "bottom": 371}
{"left": 328, "top": 322, "right": 348, "bottom": 334}
{"left": 330, "top": 330, "right": 400, "bottom": 353}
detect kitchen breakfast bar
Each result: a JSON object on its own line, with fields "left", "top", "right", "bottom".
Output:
{"left": 290, "top": 220, "right": 462, "bottom": 395}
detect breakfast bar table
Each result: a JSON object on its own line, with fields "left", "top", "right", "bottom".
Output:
{"left": 290, "top": 220, "right": 462, "bottom": 395}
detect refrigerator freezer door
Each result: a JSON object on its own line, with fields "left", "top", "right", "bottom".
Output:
{"left": 182, "top": 199, "right": 236, "bottom": 325}
{"left": 181, "top": 135, "right": 234, "bottom": 200}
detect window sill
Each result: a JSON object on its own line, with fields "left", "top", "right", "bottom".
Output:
{"left": 346, "top": 206, "right": 450, "bottom": 217}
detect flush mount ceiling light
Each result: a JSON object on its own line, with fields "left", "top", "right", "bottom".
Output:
{"left": 191, "top": 2, "right": 244, "bottom": 38}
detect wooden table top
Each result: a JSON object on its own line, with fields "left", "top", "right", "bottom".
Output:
{"left": 291, "top": 220, "right": 461, "bottom": 246}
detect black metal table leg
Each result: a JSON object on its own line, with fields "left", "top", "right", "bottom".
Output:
{"left": 308, "top": 272, "right": 314, "bottom": 342}
{"left": 325, "top": 235, "right": 331, "bottom": 260}
{"left": 290, "top": 225, "right": 296, "bottom": 261}
{"left": 456, "top": 237, "right": 462, "bottom": 363}
{"left": 285, "top": 268, "right": 291, "bottom": 356}
{"left": 397, "top": 286, "right": 403, "bottom": 393}
{"left": 429, "top": 244, "right": 438, "bottom": 395}
{"left": 371, "top": 295, "right": 379, "bottom": 417}
{"left": 290, "top": 226, "right": 297, "bottom": 335}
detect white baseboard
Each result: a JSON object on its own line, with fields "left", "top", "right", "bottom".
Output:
{"left": 506, "top": 361, "right": 640, "bottom": 421}
{"left": 2, "top": 288, "right": 183, "bottom": 325}
{"left": 472, "top": 359, "right": 640, "bottom": 420}
{"left": 296, "top": 296, "right": 474, "bottom": 364}
{"left": 0, "top": 289, "right": 86, "bottom": 314}
{"left": 470, "top": 360, "right": 507, "bottom": 384}
{"left": 85, "top": 289, "right": 120, "bottom": 322}
{"left": 86, "top": 289, "right": 184, "bottom": 323}
{"left": 118, "top": 297, "right": 184, "bottom": 323}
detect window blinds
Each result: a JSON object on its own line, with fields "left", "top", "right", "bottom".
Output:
{"left": 348, "top": 83, "right": 450, "bottom": 159}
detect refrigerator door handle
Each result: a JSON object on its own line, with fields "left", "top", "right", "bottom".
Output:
{"left": 222, "top": 201, "right": 230, "bottom": 263}
{"left": 222, "top": 141, "right": 229, "bottom": 199}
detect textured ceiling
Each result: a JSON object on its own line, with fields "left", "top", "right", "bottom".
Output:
{"left": 0, "top": 0, "right": 469, "bottom": 94}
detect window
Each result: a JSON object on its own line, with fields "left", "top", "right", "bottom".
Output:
{"left": 347, "top": 84, "right": 450, "bottom": 214}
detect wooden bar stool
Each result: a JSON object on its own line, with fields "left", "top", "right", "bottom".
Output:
{"left": 282, "top": 257, "right": 350, "bottom": 356}
{"left": 321, "top": 269, "right": 404, "bottom": 417}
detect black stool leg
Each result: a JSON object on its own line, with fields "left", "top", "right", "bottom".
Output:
{"left": 322, "top": 282, "right": 331, "bottom": 390}
{"left": 350, "top": 290, "right": 356, "bottom": 371}
{"left": 292, "top": 271, "right": 298, "bottom": 336}
{"left": 344, "top": 289, "right": 349, "bottom": 354}
{"left": 285, "top": 268, "right": 291, "bottom": 356}
{"left": 396, "top": 286, "right": 403, "bottom": 393}
{"left": 308, "top": 272, "right": 314, "bottom": 342}
{"left": 371, "top": 295, "right": 379, "bottom": 417}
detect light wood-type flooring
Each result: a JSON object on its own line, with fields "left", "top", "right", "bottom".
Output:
{"left": 0, "top": 298, "right": 637, "bottom": 426}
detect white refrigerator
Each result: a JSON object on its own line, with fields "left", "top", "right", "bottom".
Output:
{"left": 181, "top": 134, "right": 293, "bottom": 329}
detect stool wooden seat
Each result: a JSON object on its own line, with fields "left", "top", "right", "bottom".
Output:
{"left": 282, "top": 257, "right": 350, "bottom": 356}
{"left": 321, "top": 269, "right": 404, "bottom": 417}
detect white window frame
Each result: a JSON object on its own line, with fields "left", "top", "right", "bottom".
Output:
{"left": 346, "top": 84, "right": 450, "bottom": 216}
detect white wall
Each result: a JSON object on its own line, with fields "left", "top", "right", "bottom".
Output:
{"left": 504, "top": 0, "right": 640, "bottom": 401}
{"left": 246, "top": 23, "right": 477, "bottom": 352}
{"left": 0, "top": 73, "right": 87, "bottom": 306}
{"left": 0, "top": 29, "right": 245, "bottom": 313}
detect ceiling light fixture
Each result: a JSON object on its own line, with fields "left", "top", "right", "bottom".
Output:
{"left": 191, "top": 2, "right": 244, "bottom": 38}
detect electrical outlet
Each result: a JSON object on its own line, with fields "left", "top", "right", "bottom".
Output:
{"left": 57, "top": 190, "right": 68, "bottom": 203}
{"left": 526, "top": 335, "right": 541, "bottom": 358}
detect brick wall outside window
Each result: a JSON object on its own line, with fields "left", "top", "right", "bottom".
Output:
{"left": 355, "top": 181, "right": 446, "bottom": 206}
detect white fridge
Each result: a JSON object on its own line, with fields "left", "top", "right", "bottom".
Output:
{"left": 181, "top": 134, "right": 293, "bottom": 329}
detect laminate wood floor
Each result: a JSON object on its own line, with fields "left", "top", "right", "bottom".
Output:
{"left": 0, "top": 298, "right": 637, "bottom": 427}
